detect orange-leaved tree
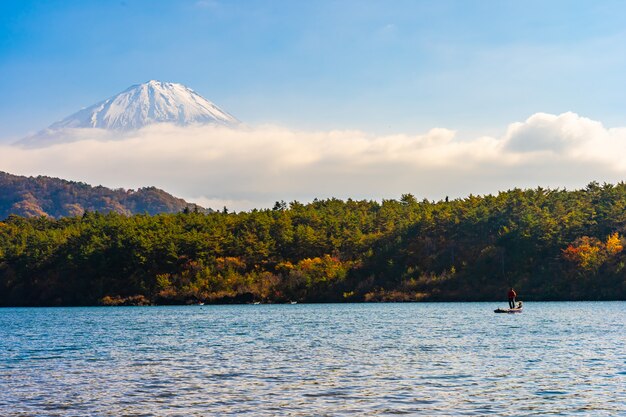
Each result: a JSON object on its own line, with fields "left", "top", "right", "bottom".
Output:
{"left": 562, "top": 232, "right": 623, "bottom": 271}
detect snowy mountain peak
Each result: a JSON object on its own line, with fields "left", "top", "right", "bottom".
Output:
{"left": 48, "top": 80, "right": 239, "bottom": 131}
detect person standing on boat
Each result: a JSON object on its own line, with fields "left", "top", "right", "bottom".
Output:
{"left": 507, "top": 287, "right": 517, "bottom": 309}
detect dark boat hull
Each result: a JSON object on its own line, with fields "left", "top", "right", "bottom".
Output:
{"left": 494, "top": 308, "right": 523, "bottom": 313}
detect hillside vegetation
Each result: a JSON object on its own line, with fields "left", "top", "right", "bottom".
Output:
{"left": 0, "top": 171, "right": 205, "bottom": 218}
{"left": 1, "top": 182, "right": 626, "bottom": 306}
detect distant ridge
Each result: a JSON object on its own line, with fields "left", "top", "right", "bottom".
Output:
{"left": 19, "top": 80, "right": 239, "bottom": 146}
{"left": 0, "top": 171, "right": 208, "bottom": 219}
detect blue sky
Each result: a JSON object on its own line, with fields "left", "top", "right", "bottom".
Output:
{"left": 4, "top": 1, "right": 626, "bottom": 210}
{"left": 2, "top": 0, "right": 626, "bottom": 141}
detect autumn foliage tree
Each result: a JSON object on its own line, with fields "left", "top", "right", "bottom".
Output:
{"left": 562, "top": 233, "right": 623, "bottom": 271}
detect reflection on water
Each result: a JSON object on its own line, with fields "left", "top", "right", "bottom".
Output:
{"left": 1, "top": 302, "right": 625, "bottom": 416}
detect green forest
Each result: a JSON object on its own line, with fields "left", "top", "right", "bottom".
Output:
{"left": 1, "top": 182, "right": 626, "bottom": 306}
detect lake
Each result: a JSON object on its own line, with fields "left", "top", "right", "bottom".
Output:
{"left": 1, "top": 302, "right": 624, "bottom": 416}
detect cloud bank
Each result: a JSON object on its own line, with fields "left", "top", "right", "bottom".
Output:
{"left": 2, "top": 112, "right": 626, "bottom": 211}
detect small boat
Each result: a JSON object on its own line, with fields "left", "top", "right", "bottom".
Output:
{"left": 495, "top": 301, "right": 523, "bottom": 313}
{"left": 494, "top": 307, "right": 522, "bottom": 313}
{"left": 289, "top": 301, "right": 297, "bottom": 304}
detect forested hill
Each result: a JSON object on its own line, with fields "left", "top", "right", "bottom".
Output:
{"left": 1, "top": 182, "right": 626, "bottom": 306}
{"left": 0, "top": 171, "right": 206, "bottom": 218}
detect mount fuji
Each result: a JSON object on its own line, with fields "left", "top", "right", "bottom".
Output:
{"left": 19, "top": 80, "right": 239, "bottom": 146}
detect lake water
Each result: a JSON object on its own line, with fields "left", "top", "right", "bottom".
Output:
{"left": 1, "top": 302, "right": 624, "bottom": 416}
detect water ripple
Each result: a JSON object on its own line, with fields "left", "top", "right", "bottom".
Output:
{"left": 1, "top": 302, "right": 625, "bottom": 416}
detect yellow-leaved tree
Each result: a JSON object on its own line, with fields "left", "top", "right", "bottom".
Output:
{"left": 562, "top": 232, "right": 623, "bottom": 271}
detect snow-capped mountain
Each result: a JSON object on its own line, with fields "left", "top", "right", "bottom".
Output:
{"left": 18, "top": 80, "right": 239, "bottom": 146}
{"left": 51, "top": 80, "right": 239, "bottom": 130}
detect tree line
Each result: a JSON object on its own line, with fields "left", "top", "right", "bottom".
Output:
{"left": 1, "top": 182, "right": 625, "bottom": 306}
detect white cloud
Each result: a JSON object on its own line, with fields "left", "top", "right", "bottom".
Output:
{"left": 2, "top": 112, "right": 626, "bottom": 211}
{"left": 503, "top": 112, "right": 606, "bottom": 153}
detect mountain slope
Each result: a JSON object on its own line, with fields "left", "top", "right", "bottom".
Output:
{"left": 19, "top": 80, "right": 239, "bottom": 146}
{"left": 50, "top": 80, "right": 239, "bottom": 131}
{"left": 0, "top": 171, "right": 207, "bottom": 218}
